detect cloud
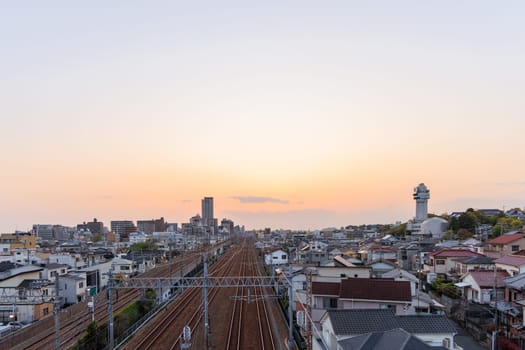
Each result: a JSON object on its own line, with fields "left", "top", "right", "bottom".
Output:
{"left": 181, "top": 199, "right": 192, "bottom": 203}
{"left": 231, "top": 196, "right": 289, "bottom": 205}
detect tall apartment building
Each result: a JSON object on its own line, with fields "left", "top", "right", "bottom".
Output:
{"left": 77, "top": 218, "right": 103, "bottom": 234}
{"left": 220, "top": 218, "right": 234, "bottom": 234}
{"left": 110, "top": 220, "right": 137, "bottom": 241}
{"left": 137, "top": 217, "right": 166, "bottom": 234}
{"left": 202, "top": 197, "right": 214, "bottom": 227}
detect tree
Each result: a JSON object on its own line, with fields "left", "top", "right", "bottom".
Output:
{"left": 130, "top": 241, "right": 158, "bottom": 252}
{"left": 457, "top": 228, "right": 473, "bottom": 240}
{"left": 92, "top": 233, "right": 103, "bottom": 243}
{"left": 387, "top": 223, "right": 407, "bottom": 237}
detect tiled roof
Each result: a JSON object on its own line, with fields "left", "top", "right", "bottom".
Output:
{"left": 339, "top": 278, "right": 411, "bottom": 302}
{"left": 465, "top": 270, "right": 509, "bottom": 288}
{"left": 338, "top": 328, "right": 435, "bottom": 350}
{"left": 312, "top": 282, "right": 340, "bottom": 296}
{"left": 326, "top": 309, "right": 456, "bottom": 336}
{"left": 495, "top": 255, "right": 525, "bottom": 267}
{"left": 504, "top": 273, "right": 525, "bottom": 290}
{"left": 454, "top": 256, "right": 495, "bottom": 265}
{"left": 488, "top": 233, "right": 525, "bottom": 245}
{"left": 428, "top": 249, "right": 484, "bottom": 258}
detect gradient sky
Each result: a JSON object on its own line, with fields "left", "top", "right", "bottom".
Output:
{"left": 1, "top": 1, "right": 525, "bottom": 232}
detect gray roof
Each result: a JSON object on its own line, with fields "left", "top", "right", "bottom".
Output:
{"left": 325, "top": 309, "right": 457, "bottom": 336}
{"left": 504, "top": 273, "right": 525, "bottom": 290}
{"left": 453, "top": 256, "right": 495, "bottom": 265}
{"left": 338, "top": 328, "right": 441, "bottom": 350}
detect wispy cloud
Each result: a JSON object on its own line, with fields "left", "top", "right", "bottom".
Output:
{"left": 181, "top": 199, "right": 192, "bottom": 203}
{"left": 231, "top": 196, "right": 289, "bottom": 205}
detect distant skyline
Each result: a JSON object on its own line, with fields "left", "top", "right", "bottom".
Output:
{"left": 2, "top": 2, "right": 525, "bottom": 232}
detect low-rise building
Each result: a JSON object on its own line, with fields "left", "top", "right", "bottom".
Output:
{"left": 424, "top": 249, "right": 485, "bottom": 275}
{"left": 59, "top": 273, "right": 86, "bottom": 305}
{"left": 484, "top": 233, "right": 525, "bottom": 258}
{"left": 317, "top": 309, "right": 457, "bottom": 350}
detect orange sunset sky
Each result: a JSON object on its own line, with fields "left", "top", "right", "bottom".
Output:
{"left": 1, "top": 1, "right": 525, "bottom": 232}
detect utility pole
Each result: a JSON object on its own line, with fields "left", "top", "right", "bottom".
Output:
{"left": 306, "top": 270, "right": 313, "bottom": 350}
{"left": 108, "top": 267, "right": 114, "bottom": 350}
{"left": 203, "top": 261, "right": 209, "bottom": 349}
{"left": 54, "top": 275, "right": 60, "bottom": 350}
{"left": 287, "top": 264, "right": 295, "bottom": 349}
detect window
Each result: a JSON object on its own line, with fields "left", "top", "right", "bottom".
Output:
{"left": 64, "top": 284, "right": 67, "bottom": 290}
{"left": 436, "top": 259, "right": 445, "bottom": 265}
{"left": 43, "top": 307, "right": 49, "bottom": 315}
{"left": 340, "top": 274, "right": 347, "bottom": 278}
{"left": 79, "top": 282, "right": 83, "bottom": 289}
{"left": 512, "top": 245, "right": 519, "bottom": 252}
{"left": 380, "top": 304, "right": 396, "bottom": 310}
{"left": 273, "top": 256, "right": 278, "bottom": 259}
{"left": 281, "top": 255, "right": 287, "bottom": 260}
{"left": 323, "top": 297, "right": 338, "bottom": 308}
{"left": 120, "top": 266, "right": 130, "bottom": 271}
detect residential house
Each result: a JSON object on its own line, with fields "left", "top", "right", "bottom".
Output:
{"left": 40, "top": 263, "right": 69, "bottom": 282}
{"left": 358, "top": 244, "right": 397, "bottom": 264}
{"left": 111, "top": 257, "right": 136, "bottom": 276}
{"left": 292, "top": 266, "right": 371, "bottom": 313}
{"left": 484, "top": 233, "right": 525, "bottom": 258}
{"left": 337, "top": 328, "right": 441, "bottom": 350}
{"left": 500, "top": 273, "right": 525, "bottom": 347}
{"left": 13, "top": 248, "right": 44, "bottom": 265}
{"left": 311, "top": 278, "right": 412, "bottom": 322}
{"left": 381, "top": 268, "right": 442, "bottom": 314}
{"left": 316, "top": 309, "right": 457, "bottom": 350}
{"left": 264, "top": 249, "right": 288, "bottom": 266}
{"left": 452, "top": 256, "right": 495, "bottom": 276}
{"left": 48, "top": 253, "right": 88, "bottom": 269}
{"left": 298, "top": 241, "right": 329, "bottom": 264}
{"left": 424, "top": 249, "right": 485, "bottom": 275}
{"left": 0, "top": 233, "right": 36, "bottom": 251}
{"left": 495, "top": 255, "right": 525, "bottom": 276}
{"left": 456, "top": 270, "right": 509, "bottom": 304}
{"left": 59, "top": 273, "right": 86, "bottom": 305}
{"left": 0, "top": 265, "right": 49, "bottom": 323}
{"left": 328, "top": 248, "right": 343, "bottom": 260}
{"left": 368, "top": 260, "right": 397, "bottom": 278}
{"left": 396, "top": 242, "right": 423, "bottom": 271}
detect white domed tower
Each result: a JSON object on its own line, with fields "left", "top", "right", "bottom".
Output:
{"left": 413, "top": 183, "right": 430, "bottom": 222}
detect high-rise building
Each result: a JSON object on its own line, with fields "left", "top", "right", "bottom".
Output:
{"left": 202, "top": 197, "right": 214, "bottom": 227}
{"left": 77, "top": 218, "right": 103, "bottom": 234}
{"left": 137, "top": 217, "right": 166, "bottom": 234}
{"left": 111, "top": 220, "right": 137, "bottom": 241}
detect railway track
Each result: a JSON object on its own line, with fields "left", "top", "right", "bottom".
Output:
{"left": 123, "top": 238, "right": 289, "bottom": 350}
{"left": 1, "top": 242, "right": 227, "bottom": 350}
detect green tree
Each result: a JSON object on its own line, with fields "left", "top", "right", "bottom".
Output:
{"left": 130, "top": 241, "right": 158, "bottom": 252}
{"left": 388, "top": 223, "right": 407, "bottom": 237}
{"left": 92, "top": 233, "right": 103, "bottom": 243}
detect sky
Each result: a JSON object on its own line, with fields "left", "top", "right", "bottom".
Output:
{"left": 1, "top": 1, "right": 525, "bottom": 232}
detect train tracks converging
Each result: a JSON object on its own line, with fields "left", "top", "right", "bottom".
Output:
{"left": 2, "top": 239, "right": 294, "bottom": 350}
{"left": 122, "top": 238, "right": 291, "bottom": 350}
